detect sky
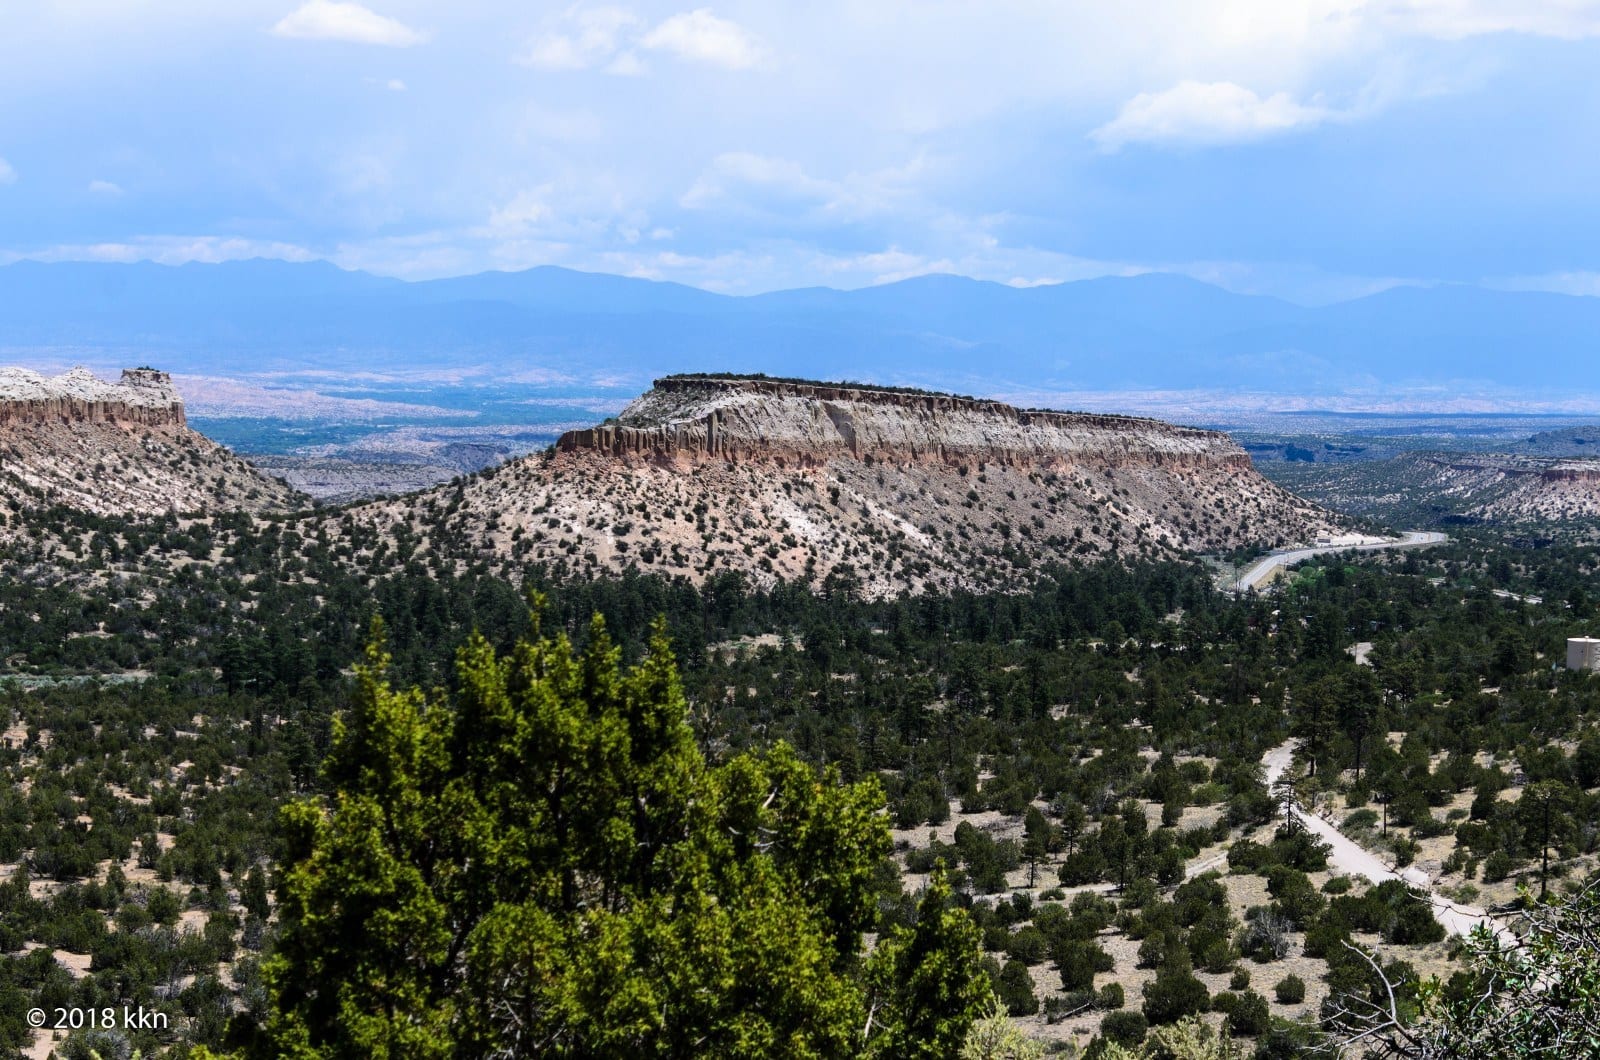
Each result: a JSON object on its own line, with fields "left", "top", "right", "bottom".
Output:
{"left": 3, "top": 1, "right": 1600, "bottom": 302}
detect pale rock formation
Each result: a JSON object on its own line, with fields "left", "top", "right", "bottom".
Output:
{"left": 559, "top": 377, "right": 1251, "bottom": 472}
{"left": 0, "top": 366, "right": 300, "bottom": 523}
{"left": 349, "top": 375, "right": 1340, "bottom": 598}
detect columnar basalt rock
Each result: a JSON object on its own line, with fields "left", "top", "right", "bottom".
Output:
{"left": 558, "top": 376, "right": 1253, "bottom": 472}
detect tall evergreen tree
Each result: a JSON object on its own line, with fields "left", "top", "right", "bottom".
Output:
{"left": 261, "top": 610, "right": 978, "bottom": 1058}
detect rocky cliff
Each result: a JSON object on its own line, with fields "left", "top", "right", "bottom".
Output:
{"left": 350, "top": 375, "right": 1338, "bottom": 598}
{"left": 0, "top": 366, "right": 301, "bottom": 523}
{"left": 559, "top": 377, "right": 1251, "bottom": 472}
{"left": 1283, "top": 452, "right": 1600, "bottom": 531}
{"left": 1417, "top": 454, "right": 1600, "bottom": 523}
{"left": 1538, "top": 461, "right": 1600, "bottom": 484}
{"left": 0, "top": 367, "right": 187, "bottom": 429}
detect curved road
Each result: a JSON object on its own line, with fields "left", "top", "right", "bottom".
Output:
{"left": 1230, "top": 531, "right": 1448, "bottom": 593}
{"left": 1261, "top": 740, "right": 1511, "bottom": 944}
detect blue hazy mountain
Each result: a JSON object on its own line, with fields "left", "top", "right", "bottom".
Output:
{"left": 1, "top": 259, "right": 1594, "bottom": 394}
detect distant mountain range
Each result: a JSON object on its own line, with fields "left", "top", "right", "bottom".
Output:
{"left": 1, "top": 259, "right": 1596, "bottom": 395}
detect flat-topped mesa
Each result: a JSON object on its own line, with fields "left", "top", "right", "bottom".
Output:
{"left": 1541, "top": 461, "right": 1600, "bottom": 484}
{"left": 1427, "top": 455, "right": 1600, "bottom": 484}
{"left": 557, "top": 375, "right": 1250, "bottom": 472}
{"left": 0, "top": 366, "right": 186, "bottom": 429}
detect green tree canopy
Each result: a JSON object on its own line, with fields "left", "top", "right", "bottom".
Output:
{"left": 262, "top": 610, "right": 988, "bottom": 1058}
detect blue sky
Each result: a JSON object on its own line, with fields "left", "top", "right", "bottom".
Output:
{"left": 3, "top": 1, "right": 1600, "bottom": 302}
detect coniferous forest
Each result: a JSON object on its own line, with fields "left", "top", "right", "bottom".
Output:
{"left": 3, "top": 504, "right": 1600, "bottom": 1058}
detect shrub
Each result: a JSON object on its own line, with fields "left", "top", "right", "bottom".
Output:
{"left": 1275, "top": 974, "right": 1306, "bottom": 1004}
{"left": 996, "top": 959, "right": 1039, "bottom": 1016}
{"left": 1006, "top": 926, "right": 1048, "bottom": 965}
{"left": 1265, "top": 866, "right": 1325, "bottom": 927}
{"left": 1239, "top": 907, "right": 1292, "bottom": 963}
{"left": 1227, "top": 839, "right": 1270, "bottom": 873}
{"left": 1268, "top": 827, "right": 1331, "bottom": 872}
{"left": 1142, "top": 960, "right": 1210, "bottom": 1025}
{"left": 1386, "top": 894, "right": 1446, "bottom": 945}
{"left": 1225, "top": 989, "right": 1272, "bottom": 1037}
{"left": 1100, "top": 1010, "right": 1149, "bottom": 1047}
{"left": 1044, "top": 990, "right": 1099, "bottom": 1024}
{"left": 960, "top": 995, "right": 1045, "bottom": 1060}
{"left": 1054, "top": 939, "right": 1112, "bottom": 991}
{"left": 1343, "top": 809, "right": 1380, "bottom": 832}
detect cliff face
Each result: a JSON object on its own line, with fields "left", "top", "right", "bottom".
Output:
{"left": 1346, "top": 453, "right": 1600, "bottom": 527}
{"left": 353, "top": 375, "right": 1338, "bottom": 599}
{"left": 0, "top": 366, "right": 299, "bottom": 523}
{"left": 0, "top": 367, "right": 187, "bottom": 429}
{"left": 1541, "top": 462, "right": 1600, "bottom": 484}
{"left": 558, "top": 377, "right": 1251, "bottom": 472}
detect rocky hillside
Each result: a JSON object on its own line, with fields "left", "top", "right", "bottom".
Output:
{"left": 0, "top": 366, "right": 301, "bottom": 523}
{"left": 1412, "top": 454, "right": 1600, "bottom": 522}
{"left": 348, "top": 376, "right": 1337, "bottom": 596}
{"left": 1263, "top": 450, "right": 1600, "bottom": 533}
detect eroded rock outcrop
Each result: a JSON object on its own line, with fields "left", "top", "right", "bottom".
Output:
{"left": 1540, "top": 462, "right": 1600, "bottom": 484}
{"left": 353, "top": 374, "right": 1338, "bottom": 598}
{"left": 0, "top": 367, "right": 187, "bottom": 429}
{"left": 559, "top": 376, "right": 1251, "bottom": 472}
{"left": 0, "top": 366, "right": 300, "bottom": 523}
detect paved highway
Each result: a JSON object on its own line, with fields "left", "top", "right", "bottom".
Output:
{"left": 1229, "top": 531, "right": 1448, "bottom": 593}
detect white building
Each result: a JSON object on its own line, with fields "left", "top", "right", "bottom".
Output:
{"left": 1567, "top": 637, "right": 1600, "bottom": 672}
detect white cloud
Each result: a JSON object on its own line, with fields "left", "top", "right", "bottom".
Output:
{"left": 13, "top": 236, "right": 318, "bottom": 266}
{"left": 475, "top": 173, "right": 648, "bottom": 252}
{"left": 517, "top": 7, "right": 642, "bottom": 71}
{"left": 88, "top": 179, "right": 123, "bottom": 195}
{"left": 0, "top": 158, "right": 15, "bottom": 185}
{"left": 519, "top": 7, "right": 762, "bottom": 73}
{"left": 271, "top": 1, "right": 426, "bottom": 47}
{"left": 640, "top": 8, "right": 767, "bottom": 69}
{"left": 681, "top": 152, "right": 835, "bottom": 209}
{"left": 1091, "top": 80, "right": 1337, "bottom": 149}
{"left": 680, "top": 152, "right": 927, "bottom": 224}
{"left": 486, "top": 188, "right": 554, "bottom": 235}
{"left": 1379, "top": 0, "right": 1600, "bottom": 40}
{"left": 386, "top": 78, "right": 407, "bottom": 91}
{"left": 604, "top": 51, "right": 648, "bottom": 76}
{"left": 1491, "top": 270, "right": 1600, "bottom": 296}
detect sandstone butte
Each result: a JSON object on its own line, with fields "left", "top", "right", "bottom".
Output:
{"left": 347, "top": 375, "right": 1340, "bottom": 598}
{"left": 0, "top": 366, "right": 299, "bottom": 524}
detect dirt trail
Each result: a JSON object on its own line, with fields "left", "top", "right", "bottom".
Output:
{"left": 1259, "top": 740, "right": 1513, "bottom": 944}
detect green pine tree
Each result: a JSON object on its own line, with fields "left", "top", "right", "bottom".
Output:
{"left": 260, "top": 608, "right": 981, "bottom": 1058}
